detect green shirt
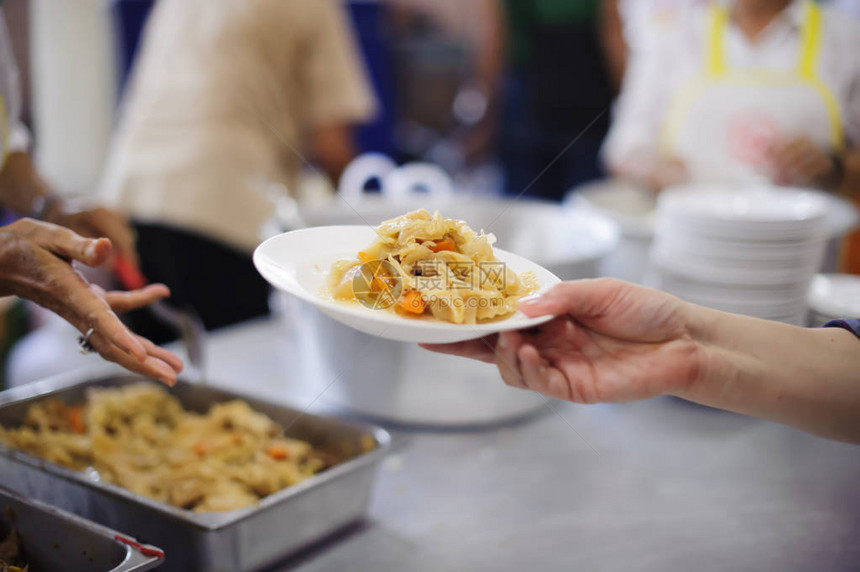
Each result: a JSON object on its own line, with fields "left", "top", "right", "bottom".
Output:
{"left": 505, "top": 0, "right": 600, "bottom": 67}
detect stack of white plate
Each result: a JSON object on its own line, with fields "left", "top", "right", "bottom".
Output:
{"left": 651, "top": 186, "right": 829, "bottom": 325}
{"left": 807, "top": 273, "right": 860, "bottom": 327}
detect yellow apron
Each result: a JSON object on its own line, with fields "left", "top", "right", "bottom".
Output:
{"left": 660, "top": 1, "right": 843, "bottom": 184}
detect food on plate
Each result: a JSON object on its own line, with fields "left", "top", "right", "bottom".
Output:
{"left": 0, "top": 383, "right": 359, "bottom": 513}
{"left": 328, "top": 209, "right": 537, "bottom": 324}
{"left": 0, "top": 528, "right": 33, "bottom": 572}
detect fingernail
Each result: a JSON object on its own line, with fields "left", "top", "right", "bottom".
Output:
{"left": 85, "top": 241, "right": 98, "bottom": 260}
{"left": 498, "top": 333, "right": 509, "bottom": 348}
{"left": 519, "top": 295, "right": 542, "bottom": 307}
{"left": 156, "top": 365, "right": 177, "bottom": 386}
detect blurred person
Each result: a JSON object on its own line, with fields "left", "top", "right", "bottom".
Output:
{"left": 427, "top": 0, "right": 618, "bottom": 195}
{"left": 384, "top": 0, "right": 622, "bottom": 196}
{"left": 603, "top": 1, "right": 712, "bottom": 100}
{"left": 604, "top": 0, "right": 860, "bottom": 195}
{"left": 494, "top": 0, "right": 618, "bottom": 200}
{"left": 384, "top": 0, "right": 503, "bottom": 179}
{"left": 600, "top": 0, "right": 627, "bottom": 90}
{"left": 0, "top": 11, "right": 138, "bottom": 269}
{"left": 424, "top": 278, "right": 860, "bottom": 444}
{"left": 401, "top": 0, "right": 505, "bottom": 166}
{"left": 0, "top": 12, "right": 181, "bottom": 384}
{"left": 100, "top": 0, "right": 377, "bottom": 341}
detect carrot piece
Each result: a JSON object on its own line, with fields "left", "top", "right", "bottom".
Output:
{"left": 359, "top": 252, "right": 391, "bottom": 292}
{"left": 366, "top": 263, "right": 395, "bottom": 293}
{"left": 370, "top": 273, "right": 389, "bottom": 293}
{"left": 428, "top": 238, "right": 455, "bottom": 253}
{"left": 67, "top": 405, "right": 86, "bottom": 434}
{"left": 192, "top": 442, "right": 209, "bottom": 456}
{"left": 397, "top": 290, "right": 426, "bottom": 314}
{"left": 266, "top": 445, "right": 288, "bottom": 460}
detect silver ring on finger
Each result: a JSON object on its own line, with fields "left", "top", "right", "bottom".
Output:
{"left": 78, "top": 328, "right": 96, "bottom": 355}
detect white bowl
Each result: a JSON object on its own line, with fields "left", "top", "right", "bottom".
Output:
{"left": 254, "top": 225, "right": 561, "bottom": 344}
{"left": 565, "top": 180, "right": 657, "bottom": 238}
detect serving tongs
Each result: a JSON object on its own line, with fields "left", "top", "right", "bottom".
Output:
{"left": 113, "top": 255, "right": 206, "bottom": 382}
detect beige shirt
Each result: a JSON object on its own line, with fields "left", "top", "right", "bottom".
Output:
{"left": 100, "top": 0, "right": 376, "bottom": 252}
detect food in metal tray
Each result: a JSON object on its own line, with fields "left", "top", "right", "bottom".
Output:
{"left": 0, "top": 528, "right": 33, "bottom": 572}
{"left": 0, "top": 383, "right": 360, "bottom": 512}
{"left": 328, "top": 209, "right": 537, "bottom": 324}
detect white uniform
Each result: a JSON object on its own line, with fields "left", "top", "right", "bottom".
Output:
{"left": 619, "top": 0, "right": 712, "bottom": 53}
{"left": 0, "top": 13, "right": 30, "bottom": 167}
{"left": 605, "top": 0, "right": 860, "bottom": 184}
{"left": 831, "top": 0, "right": 860, "bottom": 19}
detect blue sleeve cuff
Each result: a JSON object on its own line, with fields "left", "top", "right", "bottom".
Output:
{"left": 823, "top": 319, "right": 860, "bottom": 339}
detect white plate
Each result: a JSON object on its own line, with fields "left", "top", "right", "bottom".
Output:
{"left": 653, "top": 270, "right": 811, "bottom": 301}
{"left": 568, "top": 180, "right": 858, "bottom": 240}
{"left": 807, "top": 273, "right": 860, "bottom": 318}
{"left": 651, "top": 251, "right": 819, "bottom": 286}
{"left": 657, "top": 185, "right": 830, "bottom": 243}
{"left": 652, "top": 243, "right": 823, "bottom": 270}
{"left": 652, "top": 232, "right": 826, "bottom": 261}
{"left": 656, "top": 216, "right": 827, "bottom": 242}
{"left": 659, "top": 185, "right": 829, "bottom": 225}
{"left": 652, "top": 245, "right": 823, "bottom": 274}
{"left": 254, "top": 226, "right": 561, "bottom": 344}
{"left": 659, "top": 293, "right": 807, "bottom": 316}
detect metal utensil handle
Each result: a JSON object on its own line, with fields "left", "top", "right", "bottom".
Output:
{"left": 112, "top": 535, "right": 165, "bottom": 572}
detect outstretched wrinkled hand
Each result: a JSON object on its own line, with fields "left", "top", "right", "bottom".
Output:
{"left": 0, "top": 218, "right": 183, "bottom": 385}
{"left": 45, "top": 204, "right": 140, "bottom": 270}
{"left": 422, "top": 279, "right": 702, "bottom": 403}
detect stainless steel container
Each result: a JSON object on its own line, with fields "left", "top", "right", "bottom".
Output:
{"left": 0, "top": 485, "right": 163, "bottom": 571}
{"left": 0, "top": 373, "right": 392, "bottom": 572}
{"left": 290, "top": 298, "right": 551, "bottom": 426}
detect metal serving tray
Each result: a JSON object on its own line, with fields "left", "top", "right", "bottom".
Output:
{"left": 0, "top": 373, "right": 392, "bottom": 572}
{"left": 0, "top": 485, "right": 163, "bottom": 571}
